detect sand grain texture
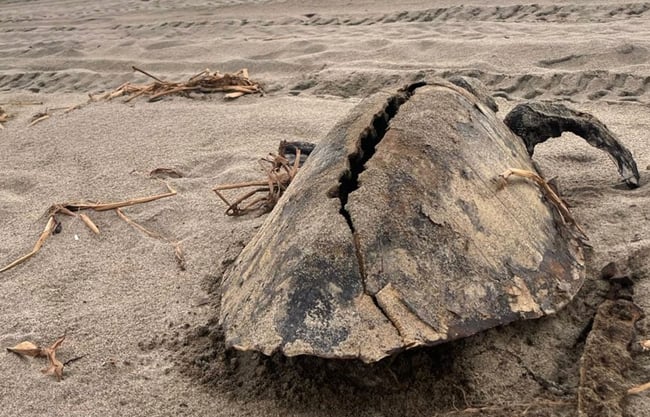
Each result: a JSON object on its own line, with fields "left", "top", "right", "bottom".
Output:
{"left": 1, "top": 1, "right": 650, "bottom": 416}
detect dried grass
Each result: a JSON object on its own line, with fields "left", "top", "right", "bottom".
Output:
{"left": 90, "top": 66, "right": 262, "bottom": 102}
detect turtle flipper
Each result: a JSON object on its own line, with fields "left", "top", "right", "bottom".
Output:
{"left": 504, "top": 102, "right": 640, "bottom": 188}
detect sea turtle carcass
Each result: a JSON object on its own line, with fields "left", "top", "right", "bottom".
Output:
{"left": 219, "top": 77, "right": 637, "bottom": 363}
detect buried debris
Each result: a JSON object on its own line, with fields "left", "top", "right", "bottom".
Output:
{"left": 577, "top": 260, "right": 644, "bottom": 416}
{"left": 91, "top": 66, "right": 262, "bottom": 102}
{"left": 219, "top": 78, "right": 590, "bottom": 362}
{"left": 7, "top": 335, "right": 67, "bottom": 381}
{"left": 213, "top": 140, "right": 315, "bottom": 216}
{"left": 0, "top": 182, "right": 183, "bottom": 273}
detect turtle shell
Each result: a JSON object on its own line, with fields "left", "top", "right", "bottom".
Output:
{"left": 219, "top": 79, "right": 585, "bottom": 363}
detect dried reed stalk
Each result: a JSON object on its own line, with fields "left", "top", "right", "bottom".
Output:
{"left": 57, "top": 182, "right": 176, "bottom": 212}
{"left": 115, "top": 208, "right": 185, "bottom": 270}
{"left": 628, "top": 381, "right": 650, "bottom": 395}
{"left": 29, "top": 112, "right": 50, "bottom": 127}
{"left": 0, "top": 101, "right": 43, "bottom": 106}
{"left": 0, "top": 216, "right": 58, "bottom": 273}
{"left": 498, "top": 168, "right": 587, "bottom": 239}
{"left": 1, "top": 183, "right": 179, "bottom": 273}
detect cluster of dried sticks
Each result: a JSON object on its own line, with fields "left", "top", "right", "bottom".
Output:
{"left": 213, "top": 141, "right": 314, "bottom": 216}
{"left": 9, "top": 67, "right": 260, "bottom": 128}
{"left": 0, "top": 182, "right": 184, "bottom": 273}
{"left": 90, "top": 66, "right": 262, "bottom": 102}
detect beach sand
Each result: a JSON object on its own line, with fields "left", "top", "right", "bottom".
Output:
{"left": 1, "top": 1, "right": 650, "bottom": 416}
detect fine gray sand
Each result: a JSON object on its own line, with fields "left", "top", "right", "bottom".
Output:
{"left": 1, "top": 1, "right": 650, "bottom": 416}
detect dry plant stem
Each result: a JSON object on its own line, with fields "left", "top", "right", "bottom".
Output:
{"left": 65, "top": 182, "right": 176, "bottom": 212}
{"left": 498, "top": 168, "right": 587, "bottom": 238}
{"left": 216, "top": 187, "right": 268, "bottom": 213}
{"left": 115, "top": 208, "right": 186, "bottom": 270}
{"left": 132, "top": 65, "right": 166, "bottom": 83}
{"left": 225, "top": 92, "right": 246, "bottom": 99}
{"left": 79, "top": 213, "right": 100, "bottom": 235}
{"left": 29, "top": 114, "right": 50, "bottom": 126}
{"left": 441, "top": 399, "right": 572, "bottom": 415}
{"left": 115, "top": 208, "right": 165, "bottom": 240}
{"left": 188, "top": 68, "right": 210, "bottom": 82}
{"left": 214, "top": 180, "right": 270, "bottom": 191}
{"left": 63, "top": 103, "right": 85, "bottom": 114}
{"left": 628, "top": 382, "right": 650, "bottom": 395}
{"left": 149, "top": 86, "right": 196, "bottom": 101}
{"left": 1, "top": 183, "right": 178, "bottom": 273}
{"left": 63, "top": 354, "right": 86, "bottom": 366}
{"left": 0, "top": 101, "right": 43, "bottom": 105}
{"left": 0, "top": 216, "right": 57, "bottom": 273}
{"left": 41, "top": 335, "right": 66, "bottom": 381}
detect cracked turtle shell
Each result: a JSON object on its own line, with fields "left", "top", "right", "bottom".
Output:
{"left": 219, "top": 78, "right": 585, "bottom": 363}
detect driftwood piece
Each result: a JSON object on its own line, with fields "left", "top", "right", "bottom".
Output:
{"left": 219, "top": 79, "right": 585, "bottom": 362}
{"left": 504, "top": 102, "right": 640, "bottom": 188}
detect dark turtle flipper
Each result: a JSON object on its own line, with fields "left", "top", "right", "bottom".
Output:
{"left": 504, "top": 102, "right": 640, "bottom": 188}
